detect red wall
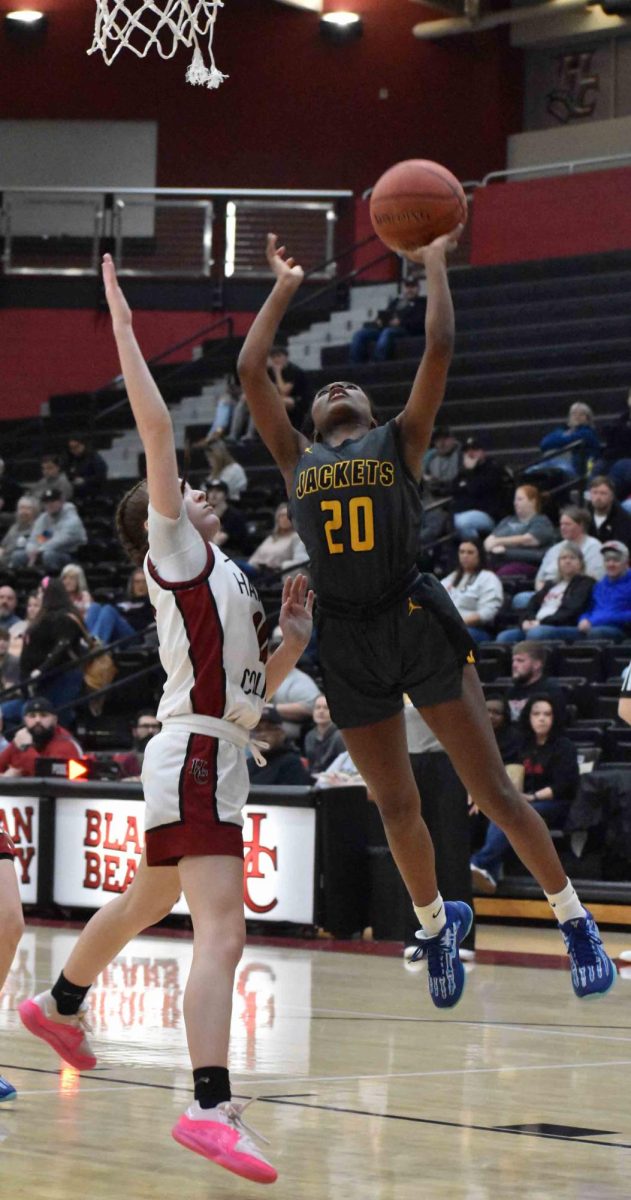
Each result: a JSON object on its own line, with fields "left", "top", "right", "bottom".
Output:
{"left": 471, "top": 167, "right": 631, "bottom": 265}
{"left": 0, "top": 0, "right": 521, "bottom": 193}
{"left": 0, "top": 308, "right": 254, "bottom": 417}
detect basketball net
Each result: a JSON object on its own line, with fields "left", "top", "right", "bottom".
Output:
{"left": 88, "top": 0, "right": 228, "bottom": 89}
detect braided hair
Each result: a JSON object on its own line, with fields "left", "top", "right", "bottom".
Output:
{"left": 115, "top": 479, "right": 150, "bottom": 565}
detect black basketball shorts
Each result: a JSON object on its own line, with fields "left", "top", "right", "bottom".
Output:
{"left": 317, "top": 573, "right": 477, "bottom": 730}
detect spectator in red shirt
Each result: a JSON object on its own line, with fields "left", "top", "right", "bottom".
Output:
{"left": 0, "top": 696, "right": 82, "bottom": 777}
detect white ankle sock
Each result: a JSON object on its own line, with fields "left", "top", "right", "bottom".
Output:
{"left": 414, "top": 894, "right": 446, "bottom": 937}
{"left": 545, "top": 878, "right": 585, "bottom": 925}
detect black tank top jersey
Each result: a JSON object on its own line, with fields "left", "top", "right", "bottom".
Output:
{"left": 290, "top": 419, "right": 422, "bottom": 609}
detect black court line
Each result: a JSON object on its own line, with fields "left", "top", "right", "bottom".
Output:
{"left": 258, "top": 1097, "right": 631, "bottom": 1150}
{"left": 311, "top": 1016, "right": 631, "bottom": 1031}
{"left": 4, "top": 1061, "right": 630, "bottom": 1150}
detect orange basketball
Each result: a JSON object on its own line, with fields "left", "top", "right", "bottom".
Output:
{"left": 369, "top": 159, "right": 467, "bottom": 253}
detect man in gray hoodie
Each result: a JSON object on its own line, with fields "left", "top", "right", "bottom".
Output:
{"left": 16, "top": 487, "right": 87, "bottom": 572}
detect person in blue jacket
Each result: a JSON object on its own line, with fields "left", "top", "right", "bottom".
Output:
{"left": 577, "top": 540, "right": 631, "bottom": 641}
{"left": 539, "top": 401, "right": 601, "bottom": 478}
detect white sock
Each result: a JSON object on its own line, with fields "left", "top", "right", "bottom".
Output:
{"left": 545, "top": 878, "right": 586, "bottom": 925}
{"left": 414, "top": 893, "right": 446, "bottom": 937}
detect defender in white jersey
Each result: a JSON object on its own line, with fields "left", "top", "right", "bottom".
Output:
{"left": 19, "top": 255, "right": 313, "bottom": 1185}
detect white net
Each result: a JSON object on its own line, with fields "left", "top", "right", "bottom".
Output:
{"left": 88, "top": 0, "right": 228, "bottom": 88}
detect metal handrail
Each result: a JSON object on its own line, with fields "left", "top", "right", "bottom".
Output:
{"left": 0, "top": 622, "right": 156, "bottom": 707}
{"left": 0, "top": 186, "right": 353, "bottom": 199}
{"left": 482, "top": 152, "right": 631, "bottom": 187}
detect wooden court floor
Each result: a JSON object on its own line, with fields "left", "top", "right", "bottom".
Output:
{"left": 2, "top": 923, "right": 631, "bottom": 1199}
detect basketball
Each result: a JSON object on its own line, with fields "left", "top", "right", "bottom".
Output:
{"left": 369, "top": 159, "right": 467, "bottom": 253}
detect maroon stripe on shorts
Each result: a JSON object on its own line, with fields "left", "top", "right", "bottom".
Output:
{"left": 146, "top": 732, "right": 243, "bottom": 866}
{"left": 174, "top": 580, "right": 226, "bottom": 717}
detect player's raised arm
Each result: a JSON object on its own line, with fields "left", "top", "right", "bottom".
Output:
{"left": 102, "top": 254, "right": 181, "bottom": 519}
{"left": 395, "top": 226, "right": 462, "bottom": 480}
{"left": 237, "top": 234, "right": 310, "bottom": 489}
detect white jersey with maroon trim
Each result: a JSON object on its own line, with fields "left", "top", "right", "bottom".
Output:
{"left": 145, "top": 543, "right": 268, "bottom": 730}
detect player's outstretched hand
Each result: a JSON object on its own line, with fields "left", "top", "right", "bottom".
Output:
{"left": 278, "top": 572, "right": 314, "bottom": 653}
{"left": 403, "top": 224, "right": 464, "bottom": 265}
{"left": 266, "top": 233, "right": 305, "bottom": 288}
{"left": 102, "top": 253, "right": 132, "bottom": 330}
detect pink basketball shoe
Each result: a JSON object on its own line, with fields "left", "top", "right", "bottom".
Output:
{"left": 172, "top": 1099, "right": 277, "bottom": 1184}
{"left": 18, "top": 991, "right": 96, "bottom": 1071}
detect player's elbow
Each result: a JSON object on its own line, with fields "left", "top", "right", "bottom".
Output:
{"left": 618, "top": 697, "right": 631, "bottom": 726}
{"left": 426, "top": 329, "right": 455, "bottom": 359}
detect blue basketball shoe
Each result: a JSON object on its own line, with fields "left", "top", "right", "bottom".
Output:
{"left": 0, "top": 1077, "right": 16, "bottom": 1102}
{"left": 411, "top": 901, "right": 473, "bottom": 1009}
{"left": 560, "top": 910, "right": 617, "bottom": 998}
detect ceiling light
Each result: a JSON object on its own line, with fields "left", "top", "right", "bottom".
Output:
{"left": 5, "top": 8, "right": 45, "bottom": 21}
{"left": 319, "top": 10, "right": 363, "bottom": 41}
{"left": 321, "top": 10, "right": 361, "bottom": 25}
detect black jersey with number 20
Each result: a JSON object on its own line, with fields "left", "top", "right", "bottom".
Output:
{"left": 290, "top": 419, "right": 422, "bottom": 609}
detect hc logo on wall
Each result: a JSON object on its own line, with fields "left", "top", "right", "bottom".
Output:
{"left": 546, "top": 51, "right": 599, "bottom": 124}
{"left": 242, "top": 805, "right": 316, "bottom": 924}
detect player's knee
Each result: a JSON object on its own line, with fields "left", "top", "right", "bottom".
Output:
{"left": 374, "top": 789, "right": 418, "bottom": 824}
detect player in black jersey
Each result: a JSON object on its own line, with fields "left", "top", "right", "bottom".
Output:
{"left": 238, "top": 232, "right": 616, "bottom": 1007}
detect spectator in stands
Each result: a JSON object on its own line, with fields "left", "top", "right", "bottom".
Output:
{"left": 484, "top": 694, "right": 522, "bottom": 764}
{"left": 115, "top": 567, "right": 154, "bottom": 634}
{"left": 16, "top": 577, "right": 88, "bottom": 720}
{"left": 0, "top": 696, "right": 82, "bottom": 777}
{"left": 451, "top": 434, "right": 505, "bottom": 540}
{"left": 266, "top": 625, "right": 320, "bottom": 743}
{"left": 591, "top": 388, "right": 631, "bottom": 503}
{"left": 539, "top": 402, "right": 601, "bottom": 478}
{"left": 0, "top": 628, "right": 12, "bottom": 689}
{"left": 60, "top": 563, "right": 134, "bottom": 645}
{"left": 0, "top": 457, "right": 22, "bottom": 516}
{"left": 267, "top": 346, "right": 311, "bottom": 432}
{"left": 314, "top": 746, "right": 365, "bottom": 788}
{"left": 115, "top": 709, "right": 161, "bottom": 780}
{"left": 497, "top": 544, "right": 595, "bottom": 644}
{"left": 0, "top": 586, "right": 20, "bottom": 632}
{"left": 248, "top": 502, "right": 308, "bottom": 578}
{"left": 587, "top": 476, "right": 631, "bottom": 549}
{"left": 349, "top": 277, "right": 425, "bottom": 363}
{"left": 441, "top": 539, "right": 503, "bottom": 643}
{"left": 0, "top": 496, "right": 40, "bottom": 571}
{"left": 203, "top": 440, "right": 247, "bottom": 501}
{"left": 0, "top": 711, "right": 8, "bottom": 754}
{"left": 7, "top": 590, "right": 40, "bottom": 644}
{"left": 535, "top": 506, "right": 604, "bottom": 586}
{"left": 422, "top": 425, "right": 461, "bottom": 498}
{"left": 470, "top": 694, "right": 579, "bottom": 894}
{"left": 247, "top": 705, "right": 312, "bottom": 785}
{"left": 192, "top": 376, "right": 243, "bottom": 452}
{"left": 484, "top": 484, "right": 555, "bottom": 578}
{"left": 304, "top": 693, "right": 345, "bottom": 776}
{"left": 29, "top": 454, "right": 73, "bottom": 504}
{"left": 64, "top": 437, "right": 107, "bottom": 501}
{"left": 507, "top": 642, "right": 565, "bottom": 722}
{"left": 205, "top": 479, "right": 249, "bottom": 556}
{"left": 19, "top": 489, "right": 87, "bottom": 574}
{"left": 576, "top": 540, "right": 631, "bottom": 642}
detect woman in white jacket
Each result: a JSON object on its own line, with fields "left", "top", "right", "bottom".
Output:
{"left": 441, "top": 539, "right": 503, "bottom": 643}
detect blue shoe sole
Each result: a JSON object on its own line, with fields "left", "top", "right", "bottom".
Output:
{"left": 575, "top": 959, "right": 617, "bottom": 1000}
{"left": 0, "top": 1091, "right": 16, "bottom": 1102}
{"left": 430, "top": 903, "right": 474, "bottom": 1011}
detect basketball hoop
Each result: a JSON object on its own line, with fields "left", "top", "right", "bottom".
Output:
{"left": 88, "top": 0, "right": 228, "bottom": 88}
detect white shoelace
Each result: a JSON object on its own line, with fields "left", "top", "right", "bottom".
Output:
{"left": 220, "top": 1099, "right": 271, "bottom": 1147}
